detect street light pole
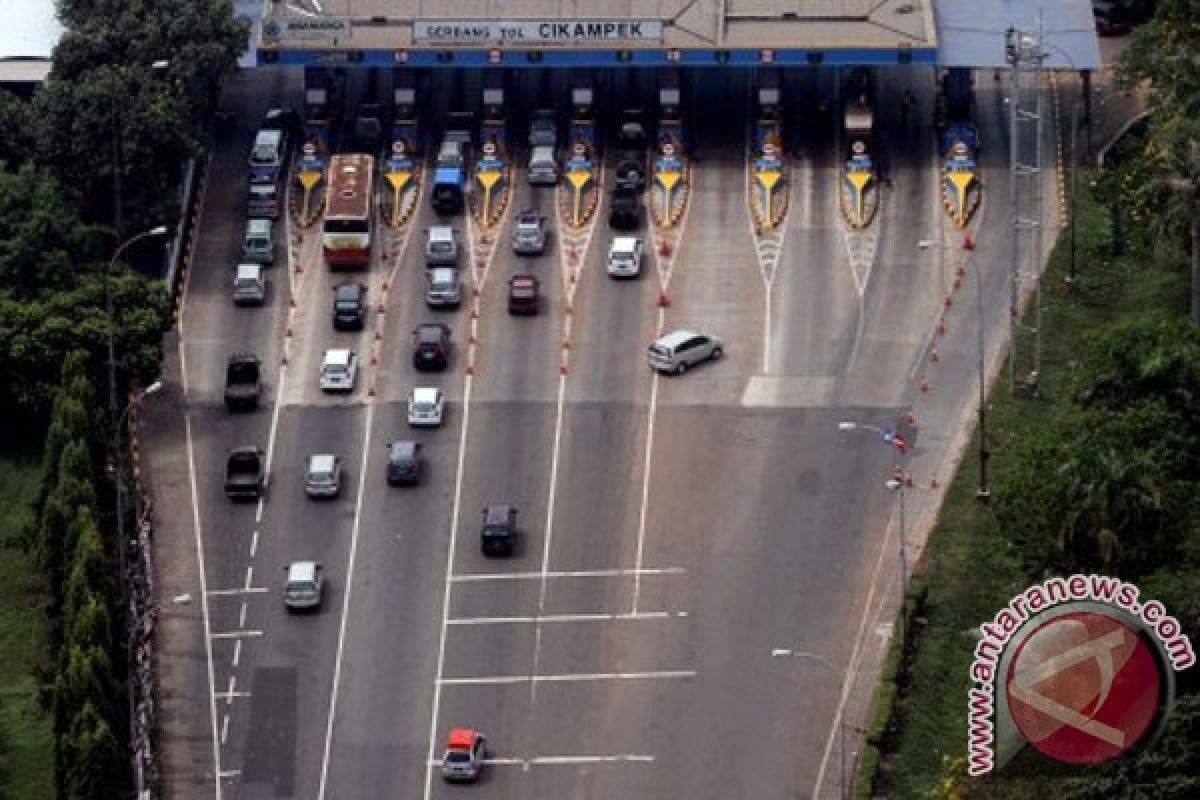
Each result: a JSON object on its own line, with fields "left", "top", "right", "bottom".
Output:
{"left": 770, "top": 648, "right": 850, "bottom": 800}
{"left": 918, "top": 238, "right": 990, "bottom": 499}
{"left": 107, "top": 227, "right": 168, "bottom": 584}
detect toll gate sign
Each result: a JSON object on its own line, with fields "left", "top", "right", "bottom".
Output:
{"left": 414, "top": 20, "right": 664, "bottom": 45}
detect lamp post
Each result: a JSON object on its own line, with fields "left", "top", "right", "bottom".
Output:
{"left": 110, "top": 59, "right": 169, "bottom": 242}
{"left": 771, "top": 648, "right": 851, "bottom": 800}
{"left": 837, "top": 420, "right": 910, "bottom": 644}
{"left": 918, "top": 237, "right": 990, "bottom": 500}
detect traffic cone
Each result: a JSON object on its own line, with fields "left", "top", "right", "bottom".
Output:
{"left": 920, "top": 381, "right": 929, "bottom": 393}
{"left": 290, "top": 295, "right": 297, "bottom": 309}
{"left": 930, "top": 347, "right": 939, "bottom": 363}
{"left": 560, "top": 364, "right": 568, "bottom": 375}
{"left": 657, "top": 290, "right": 669, "bottom": 308}
{"left": 931, "top": 478, "right": 940, "bottom": 489}
{"left": 962, "top": 233, "right": 975, "bottom": 251}
{"left": 936, "top": 319, "right": 946, "bottom": 336}
{"left": 944, "top": 295, "right": 953, "bottom": 309}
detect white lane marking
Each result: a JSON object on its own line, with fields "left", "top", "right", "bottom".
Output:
{"left": 255, "top": 498, "right": 264, "bottom": 524}
{"left": 206, "top": 587, "right": 269, "bottom": 596}
{"left": 631, "top": 331, "right": 663, "bottom": 615}
{"left": 422, "top": 373, "right": 475, "bottom": 800}
{"left": 215, "top": 691, "right": 250, "bottom": 701}
{"left": 243, "top": 565, "right": 253, "bottom": 590}
{"left": 220, "top": 713, "right": 230, "bottom": 746}
{"left": 180, "top": 387, "right": 222, "bottom": 800}
{"left": 439, "top": 669, "right": 696, "bottom": 686}
{"left": 426, "top": 754, "right": 655, "bottom": 768}
{"left": 211, "top": 630, "right": 263, "bottom": 639}
{"left": 530, "top": 373, "right": 569, "bottom": 701}
{"left": 250, "top": 530, "right": 259, "bottom": 558}
{"left": 225, "top": 674, "right": 236, "bottom": 706}
{"left": 218, "top": 770, "right": 241, "bottom": 779}
{"left": 231, "top": 639, "right": 242, "bottom": 668}
{"left": 237, "top": 601, "right": 247, "bottom": 629}
{"left": 811, "top": 473, "right": 906, "bottom": 798}
{"left": 316, "top": 401, "right": 377, "bottom": 799}
{"left": 451, "top": 567, "right": 686, "bottom": 582}
{"left": 448, "top": 611, "right": 685, "bottom": 625}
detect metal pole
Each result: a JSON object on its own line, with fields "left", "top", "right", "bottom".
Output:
{"left": 1007, "top": 32, "right": 1020, "bottom": 395}
{"left": 972, "top": 255, "right": 990, "bottom": 499}
{"left": 1067, "top": 99, "right": 1080, "bottom": 291}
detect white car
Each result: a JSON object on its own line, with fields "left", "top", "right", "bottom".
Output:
{"left": 607, "top": 236, "right": 643, "bottom": 278}
{"left": 647, "top": 330, "right": 723, "bottom": 375}
{"left": 407, "top": 387, "right": 445, "bottom": 427}
{"left": 320, "top": 348, "right": 358, "bottom": 392}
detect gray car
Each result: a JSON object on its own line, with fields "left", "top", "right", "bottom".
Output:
{"left": 512, "top": 209, "right": 547, "bottom": 255}
{"left": 426, "top": 267, "right": 462, "bottom": 308}
{"left": 304, "top": 454, "right": 342, "bottom": 499}
{"left": 283, "top": 561, "right": 324, "bottom": 611}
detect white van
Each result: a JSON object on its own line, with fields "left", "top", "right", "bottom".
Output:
{"left": 426, "top": 226, "right": 459, "bottom": 266}
{"left": 527, "top": 145, "right": 558, "bottom": 186}
{"left": 242, "top": 218, "right": 275, "bottom": 264}
{"left": 232, "top": 263, "right": 266, "bottom": 306}
{"left": 607, "top": 236, "right": 643, "bottom": 278}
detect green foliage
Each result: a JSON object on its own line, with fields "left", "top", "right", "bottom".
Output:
{"left": 0, "top": 166, "right": 108, "bottom": 295}
{"left": 1060, "top": 692, "right": 1200, "bottom": 800}
{"left": 61, "top": 699, "right": 122, "bottom": 800}
{"left": 36, "top": 441, "right": 97, "bottom": 614}
{"left": 0, "top": 90, "right": 36, "bottom": 170}
{"left": 1073, "top": 316, "right": 1200, "bottom": 416}
{"left": 61, "top": 508, "right": 112, "bottom": 627}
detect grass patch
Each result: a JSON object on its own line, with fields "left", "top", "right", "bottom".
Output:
{"left": 0, "top": 445, "right": 55, "bottom": 799}
{"left": 864, "top": 170, "right": 1189, "bottom": 799}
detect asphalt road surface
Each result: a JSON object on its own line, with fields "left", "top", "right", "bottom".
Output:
{"left": 158, "top": 64, "right": 1023, "bottom": 800}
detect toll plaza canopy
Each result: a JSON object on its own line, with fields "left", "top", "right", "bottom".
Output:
{"left": 936, "top": 0, "right": 1100, "bottom": 69}
{"left": 258, "top": 0, "right": 940, "bottom": 67}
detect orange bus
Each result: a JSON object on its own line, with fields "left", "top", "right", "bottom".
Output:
{"left": 323, "top": 153, "right": 375, "bottom": 268}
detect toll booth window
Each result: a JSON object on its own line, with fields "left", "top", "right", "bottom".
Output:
{"left": 324, "top": 219, "right": 369, "bottom": 234}
{"left": 437, "top": 51, "right": 454, "bottom": 64}
{"left": 527, "top": 51, "right": 543, "bottom": 63}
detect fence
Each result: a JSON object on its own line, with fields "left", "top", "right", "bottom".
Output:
{"left": 128, "top": 397, "right": 158, "bottom": 798}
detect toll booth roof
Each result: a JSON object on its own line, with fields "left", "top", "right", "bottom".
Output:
{"left": 935, "top": 0, "right": 1101, "bottom": 69}
{"left": 262, "top": 0, "right": 937, "bottom": 52}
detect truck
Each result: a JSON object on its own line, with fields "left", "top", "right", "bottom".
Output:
{"left": 431, "top": 116, "right": 473, "bottom": 215}
{"left": 224, "top": 446, "right": 265, "bottom": 500}
{"left": 224, "top": 353, "right": 261, "bottom": 411}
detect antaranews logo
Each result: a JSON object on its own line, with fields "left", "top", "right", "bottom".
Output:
{"left": 966, "top": 574, "right": 1195, "bottom": 776}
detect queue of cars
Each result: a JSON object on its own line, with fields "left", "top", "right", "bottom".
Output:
{"left": 224, "top": 109, "right": 722, "bottom": 626}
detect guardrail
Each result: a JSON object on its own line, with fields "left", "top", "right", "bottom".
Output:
{"left": 128, "top": 397, "right": 159, "bottom": 798}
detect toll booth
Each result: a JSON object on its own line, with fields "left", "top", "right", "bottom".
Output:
{"left": 291, "top": 68, "right": 343, "bottom": 226}
{"left": 474, "top": 72, "right": 509, "bottom": 226}
{"left": 561, "top": 76, "right": 599, "bottom": 229}
{"left": 381, "top": 69, "right": 421, "bottom": 227}
{"left": 937, "top": 68, "right": 980, "bottom": 228}
{"left": 840, "top": 68, "right": 879, "bottom": 230}
{"left": 750, "top": 69, "right": 788, "bottom": 231}
{"left": 652, "top": 69, "right": 688, "bottom": 229}
{"left": 353, "top": 69, "right": 385, "bottom": 155}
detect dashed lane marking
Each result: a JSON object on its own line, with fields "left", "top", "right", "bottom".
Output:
{"left": 205, "top": 587, "right": 269, "bottom": 596}
{"left": 451, "top": 567, "right": 685, "bottom": 582}
{"left": 425, "top": 754, "right": 656, "bottom": 768}
{"left": 447, "top": 611, "right": 688, "bottom": 625}
{"left": 210, "top": 630, "right": 264, "bottom": 639}
{"left": 439, "top": 670, "right": 697, "bottom": 686}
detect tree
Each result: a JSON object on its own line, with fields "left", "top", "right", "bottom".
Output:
{"left": 1120, "top": 0, "right": 1200, "bottom": 320}
{"left": 0, "top": 89, "right": 36, "bottom": 170}
{"left": 1061, "top": 692, "right": 1200, "bottom": 800}
{"left": 61, "top": 699, "right": 123, "bottom": 800}
{"left": 35, "top": 352, "right": 95, "bottom": 515}
{"left": 37, "top": 441, "right": 98, "bottom": 615}
{"left": 1074, "top": 316, "right": 1200, "bottom": 422}
{"left": 62, "top": 507, "right": 112, "bottom": 626}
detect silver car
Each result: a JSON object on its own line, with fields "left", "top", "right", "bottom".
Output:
{"left": 283, "top": 561, "right": 324, "bottom": 611}
{"left": 512, "top": 210, "right": 547, "bottom": 255}
{"left": 304, "top": 454, "right": 342, "bottom": 499}
{"left": 426, "top": 268, "right": 462, "bottom": 308}
{"left": 320, "top": 349, "right": 358, "bottom": 392}
{"left": 647, "top": 330, "right": 723, "bottom": 375}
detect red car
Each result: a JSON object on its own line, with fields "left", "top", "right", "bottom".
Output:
{"left": 508, "top": 274, "right": 540, "bottom": 315}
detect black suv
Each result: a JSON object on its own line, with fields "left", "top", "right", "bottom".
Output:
{"left": 481, "top": 504, "right": 517, "bottom": 557}
{"left": 609, "top": 186, "right": 642, "bottom": 231}
{"left": 412, "top": 323, "right": 451, "bottom": 371}
{"left": 332, "top": 282, "right": 367, "bottom": 331}
{"left": 386, "top": 440, "right": 422, "bottom": 486}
